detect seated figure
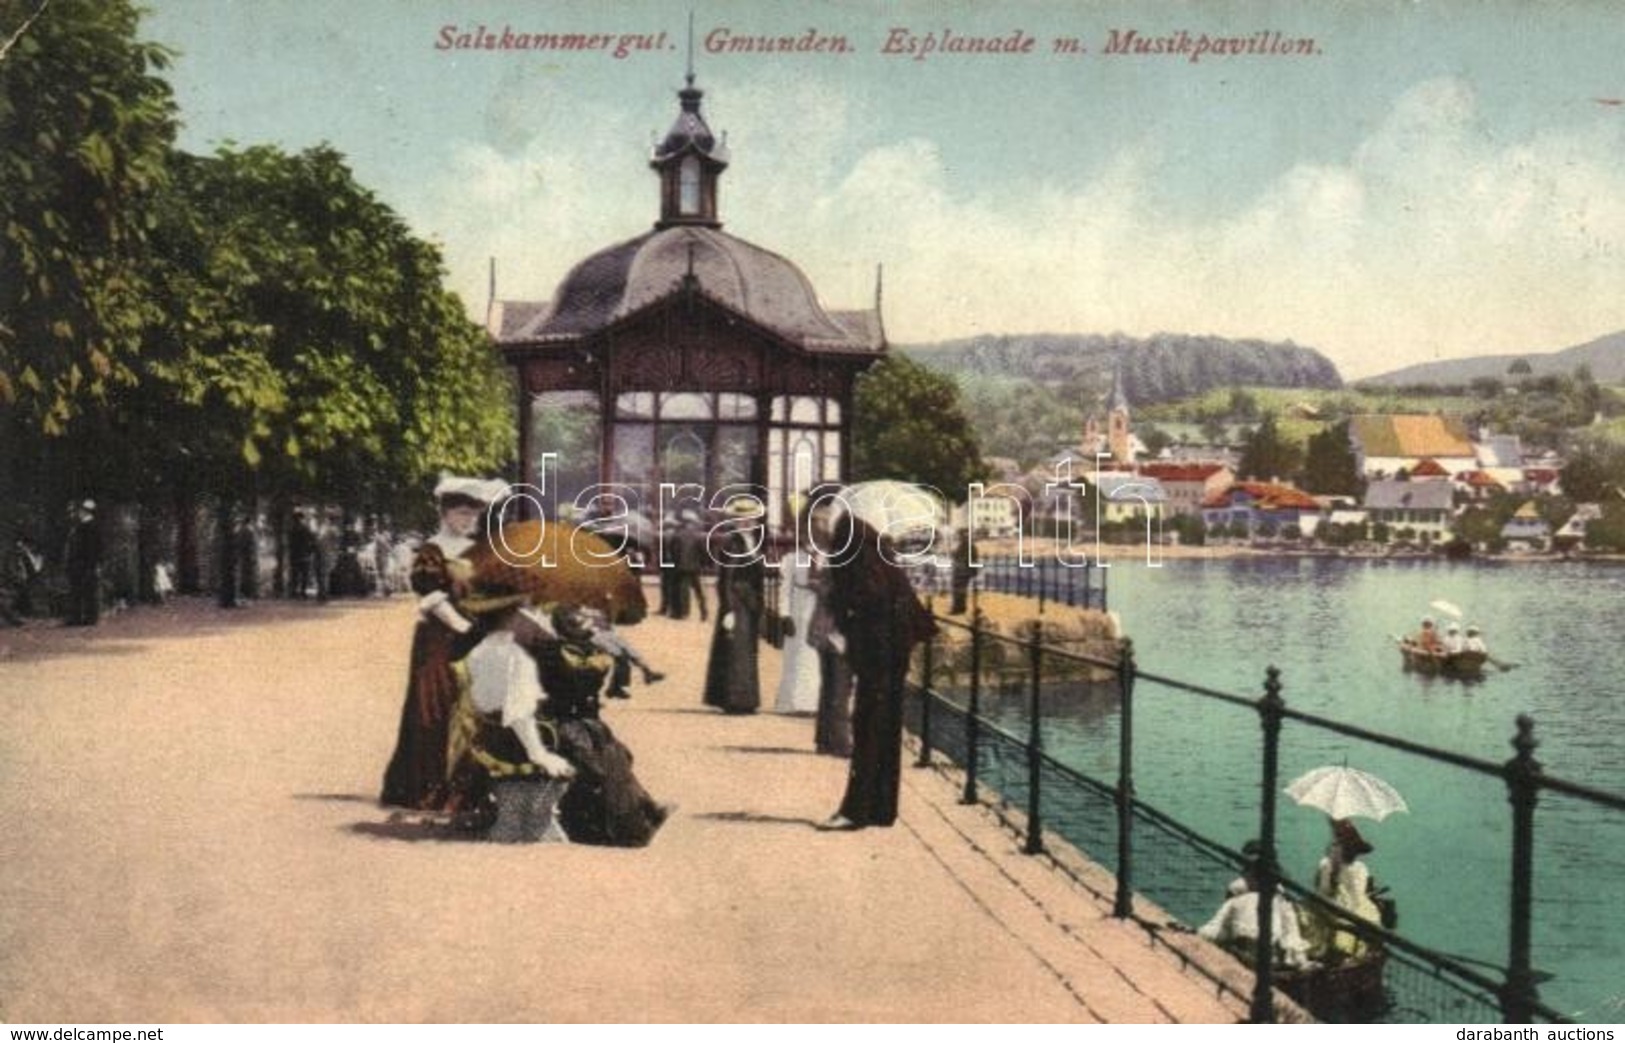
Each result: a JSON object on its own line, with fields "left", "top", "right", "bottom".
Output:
{"left": 1198, "top": 844, "right": 1316, "bottom": 971}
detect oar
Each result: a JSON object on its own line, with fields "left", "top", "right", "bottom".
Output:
{"left": 1488, "top": 655, "right": 1519, "bottom": 672}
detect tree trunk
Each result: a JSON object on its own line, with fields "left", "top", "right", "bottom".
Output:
{"left": 136, "top": 501, "right": 160, "bottom": 603}
{"left": 176, "top": 488, "right": 201, "bottom": 594}
{"left": 216, "top": 499, "right": 238, "bottom": 609}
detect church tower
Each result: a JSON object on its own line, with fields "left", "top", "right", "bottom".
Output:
{"left": 1106, "top": 364, "right": 1131, "bottom": 465}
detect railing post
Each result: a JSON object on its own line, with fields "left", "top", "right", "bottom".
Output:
{"left": 962, "top": 603, "right": 983, "bottom": 805}
{"left": 1250, "top": 665, "right": 1285, "bottom": 1024}
{"left": 1501, "top": 714, "right": 1542, "bottom": 1024}
{"left": 1038, "top": 557, "right": 1047, "bottom": 615}
{"left": 916, "top": 622, "right": 936, "bottom": 768}
{"left": 1100, "top": 562, "right": 1110, "bottom": 612}
{"left": 1113, "top": 637, "right": 1137, "bottom": 918}
{"left": 1024, "top": 624, "right": 1045, "bottom": 855}
{"left": 1083, "top": 564, "right": 1092, "bottom": 610}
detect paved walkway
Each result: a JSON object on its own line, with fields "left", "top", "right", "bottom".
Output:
{"left": 0, "top": 593, "right": 1253, "bottom": 1023}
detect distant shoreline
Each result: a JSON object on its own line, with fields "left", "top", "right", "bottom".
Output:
{"left": 972, "top": 538, "right": 1625, "bottom": 565}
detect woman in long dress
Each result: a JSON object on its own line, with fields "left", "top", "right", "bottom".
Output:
{"left": 540, "top": 605, "right": 671, "bottom": 846}
{"left": 773, "top": 521, "right": 823, "bottom": 715}
{"left": 379, "top": 476, "right": 507, "bottom": 811}
{"left": 703, "top": 498, "right": 764, "bottom": 715}
{"left": 1302, "top": 818, "right": 1384, "bottom": 962}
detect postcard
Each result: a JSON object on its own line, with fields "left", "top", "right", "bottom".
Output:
{"left": 3, "top": 0, "right": 1623, "bottom": 1028}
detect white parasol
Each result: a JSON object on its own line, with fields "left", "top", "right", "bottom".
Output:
{"left": 834, "top": 481, "right": 946, "bottom": 543}
{"left": 1285, "top": 765, "right": 1409, "bottom": 822}
{"left": 1430, "top": 598, "right": 1465, "bottom": 620}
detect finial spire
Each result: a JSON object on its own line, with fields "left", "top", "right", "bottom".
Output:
{"left": 685, "top": 11, "right": 695, "bottom": 86}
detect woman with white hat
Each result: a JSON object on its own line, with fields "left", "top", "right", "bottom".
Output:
{"left": 379, "top": 475, "right": 509, "bottom": 810}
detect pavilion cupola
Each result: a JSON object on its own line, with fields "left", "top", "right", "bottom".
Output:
{"left": 650, "top": 73, "right": 729, "bottom": 229}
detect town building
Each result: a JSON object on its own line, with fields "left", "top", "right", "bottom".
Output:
{"left": 1362, "top": 479, "right": 1455, "bottom": 543}
{"left": 1500, "top": 501, "right": 1552, "bottom": 549}
{"left": 1135, "top": 462, "right": 1234, "bottom": 518}
{"left": 1348, "top": 414, "right": 1477, "bottom": 479}
{"left": 1201, "top": 481, "right": 1322, "bottom": 538}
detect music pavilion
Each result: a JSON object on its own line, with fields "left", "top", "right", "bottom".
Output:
{"left": 490, "top": 74, "right": 887, "bottom": 531}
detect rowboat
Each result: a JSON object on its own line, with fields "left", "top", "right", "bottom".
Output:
{"left": 1276, "top": 950, "right": 1390, "bottom": 1022}
{"left": 1398, "top": 643, "right": 1488, "bottom": 679}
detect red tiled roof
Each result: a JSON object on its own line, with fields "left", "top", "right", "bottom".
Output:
{"left": 1138, "top": 462, "right": 1227, "bottom": 482}
{"left": 1524, "top": 468, "right": 1559, "bottom": 483}
{"left": 1201, "top": 481, "right": 1321, "bottom": 511}
{"left": 1410, "top": 457, "right": 1450, "bottom": 477}
{"left": 1463, "top": 470, "right": 1504, "bottom": 488}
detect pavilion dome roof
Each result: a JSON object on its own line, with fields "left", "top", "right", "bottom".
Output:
{"left": 498, "top": 225, "right": 881, "bottom": 353}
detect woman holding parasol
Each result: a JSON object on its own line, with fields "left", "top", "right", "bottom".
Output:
{"left": 1286, "top": 765, "right": 1405, "bottom": 962}
{"left": 379, "top": 475, "right": 511, "bottom": 811}
{"left": 449, "top": 514, "right": 664, "bottom": 845}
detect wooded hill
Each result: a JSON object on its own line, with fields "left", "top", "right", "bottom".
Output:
{"left": 900, "top": 332, "right": 1344, "bottom": 404}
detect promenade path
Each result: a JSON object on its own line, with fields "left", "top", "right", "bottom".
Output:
{"left": 0, "top": 594, "right": 1252, "bottom": 1023}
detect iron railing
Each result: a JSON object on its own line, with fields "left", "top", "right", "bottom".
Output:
{"left": 905, "top": 598, "right": 1625, "bottom": 1024}
{"left": 908, "top": 556, "right": 1109, "bottom": 613}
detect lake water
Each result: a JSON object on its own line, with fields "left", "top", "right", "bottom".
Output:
{"left": 965, "top": 555, "right": 1625, "bottom": 1022}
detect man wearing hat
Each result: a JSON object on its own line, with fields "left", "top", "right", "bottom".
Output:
{"left": 63, "top": 499, "right": 102, "bottom": 626}
{"left": 1197, "top": 839, "right": 1315, "bottom": 969}
{"left": 1463, "top": 624, "right": 1488, "bottom": 654}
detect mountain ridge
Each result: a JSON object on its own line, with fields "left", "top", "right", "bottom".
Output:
{"left": 1360, "top": 331, "right": 1625, "bottom": 386}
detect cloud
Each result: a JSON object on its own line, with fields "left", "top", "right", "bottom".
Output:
{"left": 413, "top": 74, "right": 1625, "bottom": 379}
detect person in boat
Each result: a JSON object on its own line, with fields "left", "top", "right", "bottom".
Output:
{"left": 1197, "top": 841, "right": 1316, "bottom": 970}
{"left": 1302, "top": 819, "right": 1385, "bottom": 964}
{"left": 1409, "top": 617, "right": 1442, "bottom": 654}
{"left": 1463, "top": 624, "right": 1488, "bottom": 654}
{"left": 1442, "top": 622, "right": 1465, "bottom": 655}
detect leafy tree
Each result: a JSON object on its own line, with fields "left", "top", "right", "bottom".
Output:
{"left": 1507, "top": 358, "right": 1533, "bottom": 376}
{"left": 1237, "top": 415, "right": 1302, "bottom": 482}
{"left": 1585, "top": 500, "right": 1625, "bottom": 552}
{"left": 1300, "top": 420, "right": 1361, "bottom": 496}
{"left": 1168, "top": 513, "right": 1205, "bottom": 546}
{"left": 1559, "top": 437, "right": 1625, "bottom": 503}
{"left": 126, "top": 145, "right": 513, "bottom": 561}
{"left": 0, "top": 0, "right": 176, "bottom": 433}
{"left": 1226, "top": 387, "right": 1260, "bottom": 421}
{"left": 853, "top": 354, "right": 985, "bottom": 501}
{"left": 1138, "top": 424, "right": 1173, "bottom": 458}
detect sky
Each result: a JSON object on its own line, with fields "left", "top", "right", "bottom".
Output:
{"left": 139, "top": 0, "right": 1625, "bottom": 380}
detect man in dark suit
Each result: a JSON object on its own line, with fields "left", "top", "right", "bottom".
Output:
{"left": 63, "top": 499, "right": 102, "bottom": 626}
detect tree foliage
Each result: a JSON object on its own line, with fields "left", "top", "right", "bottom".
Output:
{"left": 1300, "top": 420, "right": 1362, "bottom": 496}
{"left": 852, "top": 354, "right": 985, "bottom": 502}
{"left": 131, "top": 144, "right": 514, "bottom": 513}
{"left": 1237, "top": 415, "right": 1303, "bottom": 482}
{"left": 1559, "top": 436, "right": 1625, "bottom": 503}
{"left": 0, "top": 0, "right": 177, "bottom": 433}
